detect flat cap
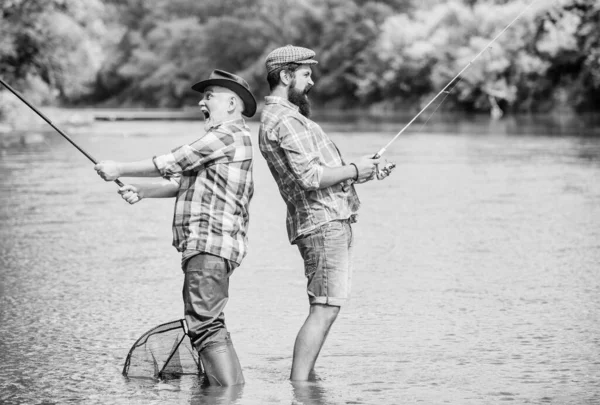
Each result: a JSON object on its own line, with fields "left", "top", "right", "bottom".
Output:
{"left": 265, "top": 45, "right": 318, "bottom": 74}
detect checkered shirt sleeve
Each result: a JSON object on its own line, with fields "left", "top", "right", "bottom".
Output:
{"left": 153, "top": 131, "right": 236, "bottom": 176}
{"left": 277, "top": 115, "right": 323, "bottom": 190}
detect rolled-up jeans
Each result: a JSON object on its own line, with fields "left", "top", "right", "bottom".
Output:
{"left": 294, "top": 219, "right": 354, "bottom": 307}
{"left": 182, "top": 253, "right": 233, "bottom": 352}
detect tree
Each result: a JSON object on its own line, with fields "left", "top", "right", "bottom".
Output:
{"left": 535, "top": 0, "right": 600, "bottom": 111}
{"left": 0, "top": 0, "right": 111, "bottom": 105}
{"left": 2, "top": 0, "right": 598, "bottom": 113}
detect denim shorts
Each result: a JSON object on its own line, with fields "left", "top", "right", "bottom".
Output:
{"left": 294, "top": 219, "right": 354, "bottom": 306}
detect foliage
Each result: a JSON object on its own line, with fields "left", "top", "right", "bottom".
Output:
{"left": 0, "top": 0, "right": 112, "bottom": 105}
{"left": 1, "top": 0, "right": 599, "bottom": 113}
{"left": 536, "top": 0, "right": 600, "bottom": 111}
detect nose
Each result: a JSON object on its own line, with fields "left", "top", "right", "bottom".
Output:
{"left": 308, "top": 77, "right": 314, "bottom": 86}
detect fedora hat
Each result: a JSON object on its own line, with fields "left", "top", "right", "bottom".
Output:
{"left": 191, "top": 70, "right": 257, "bottom": 117}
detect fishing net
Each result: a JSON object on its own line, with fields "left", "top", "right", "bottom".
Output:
{"left": 122, "top": 319, "right": 202, "bottom": 379}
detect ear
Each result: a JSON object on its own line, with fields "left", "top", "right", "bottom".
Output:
{"left": 280, "top": 70, "right": 292, "bottom": 86}
{"left": 228, "top": 96, "right": 237, "bottom": 113}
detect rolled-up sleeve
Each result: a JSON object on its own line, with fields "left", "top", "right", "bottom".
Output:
{"left": 278, "top": 116, "right": 323, "bottom": 190}
{"left": 153, "top": 131, "right": 232, "bottom": 178}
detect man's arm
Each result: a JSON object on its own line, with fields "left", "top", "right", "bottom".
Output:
{"left": 277, "top": 117, "right": 379, "bottom": 190}
{"left": 118, "top": 178, "right": 179, "bottom": 205}
{"left": 95, "top": 130, "right": 232, "bottom": 183}
{"left": 152, "top": 131, "right": 236, "bottom": 177}
{"left": 95, "top": 159, "right": 160, "bottom": 181}
{"left": 319, "top": 156, "right": 379, "bottom": 189}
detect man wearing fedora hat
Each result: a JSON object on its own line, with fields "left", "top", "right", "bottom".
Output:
{"left": 94, "top": 69, "right": 256, "bottom": 386}
{"left": 259, "top": 45, "right": 381, "bottom": 380}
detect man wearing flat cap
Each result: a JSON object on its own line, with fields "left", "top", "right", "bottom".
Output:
{"left": 95, "top": 69, "right": 256, "bottom": 386}
{"left": 259, "top": 45, "right": 381, "bottom": 380}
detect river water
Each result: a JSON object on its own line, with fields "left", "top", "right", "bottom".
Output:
{"left": 1, "top": 115, "right": 599, "bottom": 404}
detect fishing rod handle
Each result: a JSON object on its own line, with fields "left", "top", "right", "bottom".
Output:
{"left": 373, "top": 148, "right": 386, "bottom": 159}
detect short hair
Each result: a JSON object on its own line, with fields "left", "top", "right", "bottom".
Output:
{"left": 206, "top": 85, "right": 245, "bottom": 113}
{"left": 266, "top": 63, "right": 302, "bottom": 90}
{"left": 233, "top": 93, "right": 245, "bottom": 113}
{"left": 223, "top": 89, "right": 245, "bottom": 114}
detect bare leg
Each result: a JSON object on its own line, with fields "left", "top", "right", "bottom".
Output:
{"left": 290, "top": 304, "right": 340, "bottom": 381}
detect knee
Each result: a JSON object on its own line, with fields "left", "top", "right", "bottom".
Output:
{"left": 311, "top": 304, "right": 340, "bottom": 324}
{"left": 188, "top": 323, "right": 230, "bottom": 352}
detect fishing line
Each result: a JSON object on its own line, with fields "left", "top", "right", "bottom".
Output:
{"left": 0, "top": 77, "right": 124, "bottom": 187}
{"left": 373, "top": 62, "right": 467, "bottom": 179}
{"left": 373, "top": 0, "right": 541, "bottom": 160}
{"left": 414, "top": 74, "right": 466, "bottom": 135}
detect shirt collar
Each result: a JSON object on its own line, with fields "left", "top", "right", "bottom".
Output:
{"left": 207, "top": 117, "right": 246, "bottom": 130}
{"left": 264, "top": 96, "right": 299, "bottom": 112}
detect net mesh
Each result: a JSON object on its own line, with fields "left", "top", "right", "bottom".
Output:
{"left": 122, "top": 319, "right": 201, "bottom": 379}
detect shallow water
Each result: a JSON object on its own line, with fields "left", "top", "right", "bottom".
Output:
{"left": 1, "top": 116, "right": 599, "bottom": 404}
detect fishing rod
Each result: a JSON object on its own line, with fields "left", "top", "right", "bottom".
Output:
{"left": 374, "top": 0, "right": 541, "bottom": 178}
{"left": 0, "top": 77, "right": 124, "bottom": 187}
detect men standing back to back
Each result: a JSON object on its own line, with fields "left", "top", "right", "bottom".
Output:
{"left": 258, "top": 45, "right": 381, "bottom": 380}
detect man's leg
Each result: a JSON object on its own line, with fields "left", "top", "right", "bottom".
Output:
{"left": 182, "top": 253, "right": 244, "bottom": 386}
{"left": 292, "top": 220, "right": 353, "bottom": 381}
{"left": 199, "top": 336, "right": 244, "bottom": 386}
{"left": 291, "top": 304, "right": 340, "bottom": 380}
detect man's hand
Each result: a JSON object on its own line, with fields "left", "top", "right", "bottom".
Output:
{"left": 94, "top": 161, "right": 121, "bottom": 181}
{"left": 118, "top": 184, "right": 142, "bottom": 205}
{"left": 352, "top": 155, "right": 380, "bottom": 183}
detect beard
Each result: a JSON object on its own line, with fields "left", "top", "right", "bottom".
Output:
{"left": 288, "top": 80, "right": 312, "bottom": 118}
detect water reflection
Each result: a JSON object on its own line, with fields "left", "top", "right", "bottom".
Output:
{"left": 291, "top": 380, "right": 328, "bottom": 405}
{"left": 124, "top": 375, "right": 244, "bottom": 405}
{"left": 189, "top": 384, "right": 244, "bottom": 405}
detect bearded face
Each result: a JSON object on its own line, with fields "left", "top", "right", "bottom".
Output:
{"left": 287, "top": 77, "right": 312, "bottom": 118}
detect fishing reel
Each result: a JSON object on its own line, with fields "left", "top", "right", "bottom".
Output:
{"left": 376, "top": 161, "right": 396, "bottom": 180}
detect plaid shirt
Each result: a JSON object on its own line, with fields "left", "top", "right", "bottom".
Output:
{"left": 259, "top": 96, "right": 360, "bottom": 243}
{"left": 153, "top": 118, "right": 254, "bottom": 266}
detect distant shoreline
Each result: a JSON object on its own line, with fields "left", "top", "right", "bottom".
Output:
{"left": 92, "top": 109, "right": 202, "bottom": 121}
{"left": 1, "top": 108, "right": 599, "bottom": 149}
{"left": 2, "top": 105, "right": 599, "bottom": 124}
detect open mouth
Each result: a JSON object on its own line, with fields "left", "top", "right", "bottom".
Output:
{"left": 200, "top": 107, "right": 210, "bottom": 120}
